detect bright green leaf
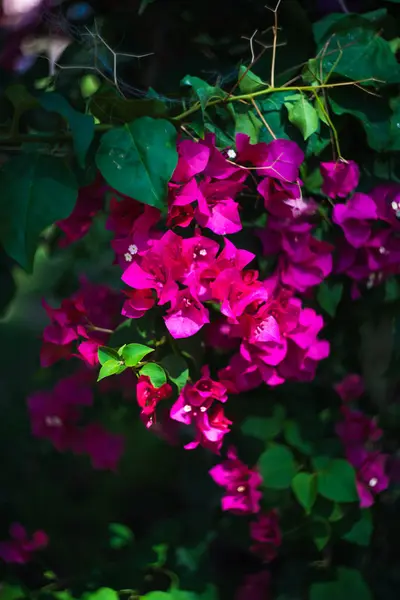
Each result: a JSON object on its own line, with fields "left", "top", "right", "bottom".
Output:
{"left": 0, "top": 584, "right": 26, "bottom": 600}
{"left": 98, "top": 346, "right": 120, "bottom": 365}
{"left": 241, "top": 404, "right": 286, "bottom": 441}
{"left": 316, "top": 459, "right": 359, "bottom": 503}
{"left": 80, "top": 75, "right": 101, "bottom": 99}
{"left": 285, "top": 94, "right": 319, "bottom": 140}
{"left": 97, "top": 359, "right": 125, "bottom": 382}
{"left": 140, "top": 363, "right": 167, "bottom": 387}
{"left": 234, "top": 111, "right": 263, "bottom": 143}
{"left": 317, "top": 281, "right": 343, "bottom": 318}
{"left": 108, "top": 522, "right": 134, "bottom": 549}
{"left": 96, "top": 117, "right": 178, "bottom": 209}
{"left": 292, "top": 473, "right": 317, "bottom": 513}
{"left": 161, "top": 354, "right": 189, "bottom": 391}
{"left": 0, "top": 154, "right": 78, "bottom": 270}
{"left": 258, "top": 444, "right": 296, "bottom": 489}
{"left": 39, "top": 92, "right": 95, "bottom": 167}
{"left": 238, "top": 66, "right": 266, "bottom": 94}
{"left": 120, "top": 343, "right": 154, "bottom": 367}
{"left": 342, "top": 509, "right": 373, "bottom": 546}
{"left": 82, "top": 589, "right": 118, "bottom": 600}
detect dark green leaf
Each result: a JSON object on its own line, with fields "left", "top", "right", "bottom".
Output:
{"left": 97, "top": 359, "right": 125, "bottom": 382}
{"left": 342, "top": 509, "right": 373, "bottom": 546}
{"left": 0, "top": 585, "right": 26, "bottom": 600}
{"left": 140, "top": 363, "right": 167, "bottom": 387}
{"left": 181, "top": 75, "right": 226, "bottom": 113}
{"left": 241, "top": 404, "right": 286, "bottom": 441}
{"left": 234, "top": 111, "right": 263, "bottom": 143}
{"left": 283, "top": 420, "right": 314, "bottom": 455}
{"left": 258, "top": 444, "right": 296, "bottom": 489}
{"left": 120, "top": 343, "right": 154, "bottom": 367}
{"left": 310, "top": 568, "right": 372, "bottom": 600}
{"left": 285, "top": 94, "right": 319, "bottom": 140}
{"left": 161, "top": 354, "right": 189, "bottom": 391}
{"left": 98, "top": 346, "right": 120, "bottom": 365}
{"left": 292, "top": 473, "right": 317, "bottom": 513}
{"left": 39, "top": 92, "right": 95, "bottom": 167}
{"left": 313, "top": 11, "right": 387, "bottom": 45}
{"left": 82, "top": 589, "right": 119, "bottom": 600}
{"left": 90, "top": 92, "right": 167, "bottom": 124}
{"left": 316, "top": 459, "right": 358, "bottom": 502}
{"left": 96, "top": 117, "right": 178, "bottom": 209}
{"left": 108, "top": 522, "right": 134, "bottom": 549}
{"left": 317, "top": 281, "right": 344, "bottom": 318}
{"left": 311, "top": 516, "right": 331, "bottom": 551}
{"left": 0, "top": 154, "right": 78, "bottom": 270}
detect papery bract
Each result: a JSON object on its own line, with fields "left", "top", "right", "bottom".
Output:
{"left": 0, "top": 523, "right": 48, "bottom": 564}
{"left": 321, "top": 160, "right": 359, "bottom": 199}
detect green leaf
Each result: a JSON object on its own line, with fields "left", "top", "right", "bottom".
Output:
{"left": 0, "top": 154, "right": 78, "bottom": 270}
{"left": 234, "top": 110, "right": 263, "bottom": 143}
{"left": 181, "top": 75, "right": 226, "bottom": 114}
{"left": 292, "top": 473, "right": 317, "bottom": 513}
{"left": 98, "top": 346, "right": 120, "bottom": 365}
{"left": 39, "top": 92, "right": 95, "bottom": 167}
{"left": 90, "top": 92, "right": 167, "bottom": 124}
{"left": 140, "top": 363, "right": 167, "bottom": 387}
{"left": 82, "top": 589, "right": 118, "bottom": 600}
{"left": 0, "top": 584, "right": 26, "bottom": 600}
{"left": 283, "top": 420, "right": 314, "bottom": 455}
{"left": 317, "top": 281, "right": 343, "bottom": 318}
{"left": 316, "top": 459, "right": 359, "bottom": 503}
{"left": 97, "top": 359, "right": 125, "bottom": 382}
{"left": 258, "top": 444, "right": 296, "bottom": 489}
{"left": 311, "top": 516, "right": 331, "bottom": 551}
{"left": 238, "top": 66, "right": 266, "bottom": 93}
{"left": 342, "top": 509, "right": 373, "bottom": 546}
{"left": 161, "top": 354, "right": 189, "bottom": 391}
{"left": 316, "top": 26, "right": 400, "bottom": 85}
{"left": 96, "top": 117, "right": 178, "bottom": 209}
{"left": 241, "top": 404, "right": 286, "bottom": 441}
{"left": 310, "top": 568, "right": 372, "bottom": 600}
{"left": 329, "top": 87, "right": 392, "bottom": 152}
{"left": 285, "top": 94, "right": 319, "bottom": 140}
{"left": 312, "top": 11, "right": 387, "bottom": 45}
{"left": 108, "top": 522, "right": 134, "bottom": 549}
{"left": 120, "top": 343, "right": 154, "bottom": 367}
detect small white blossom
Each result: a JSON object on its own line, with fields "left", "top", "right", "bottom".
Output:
{"left": 124, "top": 252, "right": 133, "bottom": 262}
{"left": 128, "top": 244, "right": 138, "bottom": 255}
{"left": 369, "top": 477, "right": 378, "bottom": 488}
{"left": 227, "top": 148, "right": 237, "bottom": 159}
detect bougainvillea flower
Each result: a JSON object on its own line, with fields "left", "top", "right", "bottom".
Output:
{"left": 336, "top": 407, "right": 382, "bottom": 447}
{"left": 0, "top": 523, "right": 48, "bottom": 564}
{"left": 236, "top": 134, "right": 304, "bottom": 182}
{"left": 353, "top": 452, "right": 389, "bottom": 508}
{"left": 235, "top": 571, "right": 271, "bottom": 600}
{"left": 209, "top": 447, "right": 262, "bottom": 514}
{"left": 172, "top": 139, "right": 210, "bottom": 181}
{"left": 122, "top": 289, "right": 156, "bottom": 319}
{"left": 136, "top": 375, "right": 172, "bottom": 421}
{"left": 257, "top": 176, "right": 314, "bottom": 219}
{"left": 320, "top": 160, "right": 360, "bottom": 199}
{"left": 196, "top": 182, "right": 242, "bottom": 235}
{"left": 72, "top": 423, "right": 125, "bottom": 472}
{"left": 164, "top": 289, "right": 210, "bottom": 338}
{"left": 333, "top": 193, "right": 377, "bottom": 248}
{"left": 334, "top": 374, "right": 365, "bottom": 402}
{"left": 250, "top": 510, "right": 282, "bottom": 562}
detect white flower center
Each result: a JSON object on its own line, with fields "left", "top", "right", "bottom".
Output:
{"left": 369, "top": 477, "right": 378, "bottom": 488}
{"left": 124, "top": 252, "right": 133, "bottom": 262}
{"left": 227, "top": 149, "right": 237, "bottom": 159}
{"left": 45, "top": 416, "right": 62, "bottom": 427}
{"left": 128, "top": 244, "right": 138, "bottom": 255}
{"left": 183, "top": 405, "right": 192, "bottom": 413}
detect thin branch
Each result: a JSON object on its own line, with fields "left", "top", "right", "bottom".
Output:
{"left": 265, "top": 0, "right": 283, "bottom": 88}
{"left": 251, "top": 98, "right": 276, "bottom": 139}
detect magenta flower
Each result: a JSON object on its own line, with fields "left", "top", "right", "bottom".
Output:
{"left": 136, "top": 375, "right": 173, "bottom": 428}
{"left": 196, "top": 179, "right": 243, "bottom": 235}
{"left": 320, "top": 160, "right": 360, "bottom": 199}
{"left": 209, "top": 447, "right": 262, "bottom": 514}
{"left": 257, "top": 176, "right": 315, "bottom": 219}
{"left": 0, "top": 523, "right": 48, "bottom": 564}
{"left": 336, "top": 407, "right": 382, "bottom": 447}
{"left": 235, "top": 571, "right": 271, "bottom": 600}
{"left": 250, "top": 510, "right": 282, "bottom": 562}
{"left": 333, "top": 193, "right": 377, "bottom": 248}
{"left": 236, "top": 134, "right": 304, "bottom": 182}
{"left": 172, "top": 139, "right": 210, "bottom": 181}
{"left": 122, "top": 289, "right": 155, "bottom": 319}
{"left": 72, "top": 423, "right": 125, "bottom": 472}
{"left": 334, "top": 374, "right": 365, "bottom": 402}
{"left": 57, "top": 174, "right": 105, "bottom": 247}
{"left": 164, "top": 289, "right": 209, "bottom": 338}
{"left": 354, "top": 452, "right": 389, "bottom": 508}
{"left": 27, "top": 371, "right": 93, "bottom": 451}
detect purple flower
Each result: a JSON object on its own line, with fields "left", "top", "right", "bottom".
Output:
{"left": 236, "top": 134, "right": 304, "bottom": 182}
{"left": 320, "top": 160, "right": 359, "bottom": 199}
{"left": 333, "top": 193, "right": 377, "bottom": 248}
{"left": 72, "top": 423, "right": 125, "bottom": 472}
{"left": 0, "top": 523, "right": 48, "bottom": 564}
{"left": 250, "top": 511, "right": 281, "bottom": 562}
{"left": 164, "top": 289, "right": 209, "bottom": 339}
{"left": 172, "top": 139, "right": 210, "bottom": 182}
{"left": 336, "top": 407, "right": 382, "bottom": 447}
{"left": 354, "top": 452, "right": 389, "bottom": 508}
{"left": 334, "top": 374, "right": 365, "bottom": 402}
{"left": 209, "top": 447, "right": 262, "bottom": 514}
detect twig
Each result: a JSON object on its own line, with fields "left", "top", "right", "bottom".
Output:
{"left": 251, "top": 98, "right": 276, "bottom": 139}
{"left": 266, "top": 0, "right": 283, "bottom": 88}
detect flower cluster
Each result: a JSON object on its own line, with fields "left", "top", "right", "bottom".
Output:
{"left": 335, "top": 374, "right": 389, "bottom": 507}
{"left": 27, "top": 371, "right": 124, "bottom": 471}
{"left": 0, "top": 523, "right": 48, "bottom": 564}
{"left": 41, "top": 279, "right": 122, "bottom": 367}
{"left": 333, "top": 185, "right": 400, "bottom": 292}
